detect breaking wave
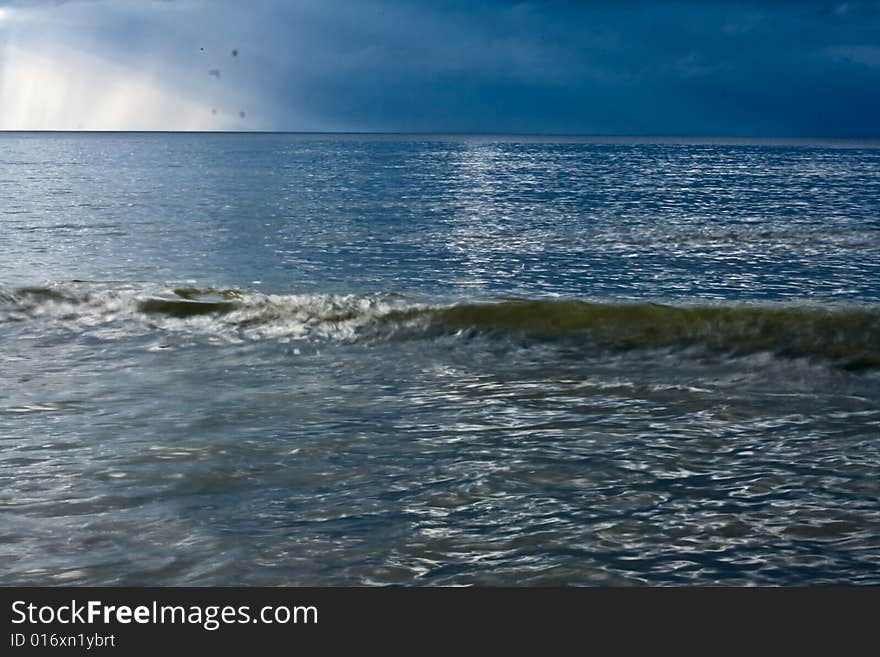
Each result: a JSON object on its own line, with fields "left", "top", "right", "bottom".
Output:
{"left": 2, "top": 284, "right": 879, "bottom": 368}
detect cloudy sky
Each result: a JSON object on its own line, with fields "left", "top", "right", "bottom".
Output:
{"left": 0, "top": 0, "right": 878, "bottom": 135}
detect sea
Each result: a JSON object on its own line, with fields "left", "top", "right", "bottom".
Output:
{"left": 1, "top": 132, "right": 879, "bottom": 586}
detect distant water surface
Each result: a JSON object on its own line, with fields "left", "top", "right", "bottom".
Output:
{"left": 1, "top": 133, "right": 879, "bottom": 585}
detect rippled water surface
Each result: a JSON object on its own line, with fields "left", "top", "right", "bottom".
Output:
{"left": 2, "top": 133, "right": 879, "bottom": 585}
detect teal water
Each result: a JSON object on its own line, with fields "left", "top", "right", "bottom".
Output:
{"left": 1, "top": 133, "right": 879, "bottom": 585}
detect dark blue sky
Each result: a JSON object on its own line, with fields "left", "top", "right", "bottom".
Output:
{"left": 1, "top": 0, "right": 879, "bottom": 135}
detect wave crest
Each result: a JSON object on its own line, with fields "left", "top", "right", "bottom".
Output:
{"left": 2, "top": 285, "right": 878, "bottom": 368}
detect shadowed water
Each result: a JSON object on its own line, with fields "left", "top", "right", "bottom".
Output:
{"left": 1, "top": 133, "right": 879, "bottom": 585}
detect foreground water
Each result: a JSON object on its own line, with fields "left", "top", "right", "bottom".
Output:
{"left": 1, "top": 133, "right": 879, "bottom": 585}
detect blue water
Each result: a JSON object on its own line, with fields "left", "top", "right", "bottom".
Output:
{"left": 2, "top": 133, "right": 879, "bottom": 585}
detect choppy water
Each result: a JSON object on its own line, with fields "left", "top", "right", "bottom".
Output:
{"left": 2, "top": 133, "right": 879, "bottom": 585}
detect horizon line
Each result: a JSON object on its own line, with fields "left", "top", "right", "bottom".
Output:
{"left": 1, "top": 130, "right": 879, "bottom": 143}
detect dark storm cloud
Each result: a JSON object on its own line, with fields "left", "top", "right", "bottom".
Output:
{"left": 234, "top": 0, "right": 880, "bottom": 136}
{"left": 3, "top": 0, "right": 879, "bottom": 135}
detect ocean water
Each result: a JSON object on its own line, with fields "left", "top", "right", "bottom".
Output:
{"left": 1, "top": 132, "right": 879, "bottom": 586}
